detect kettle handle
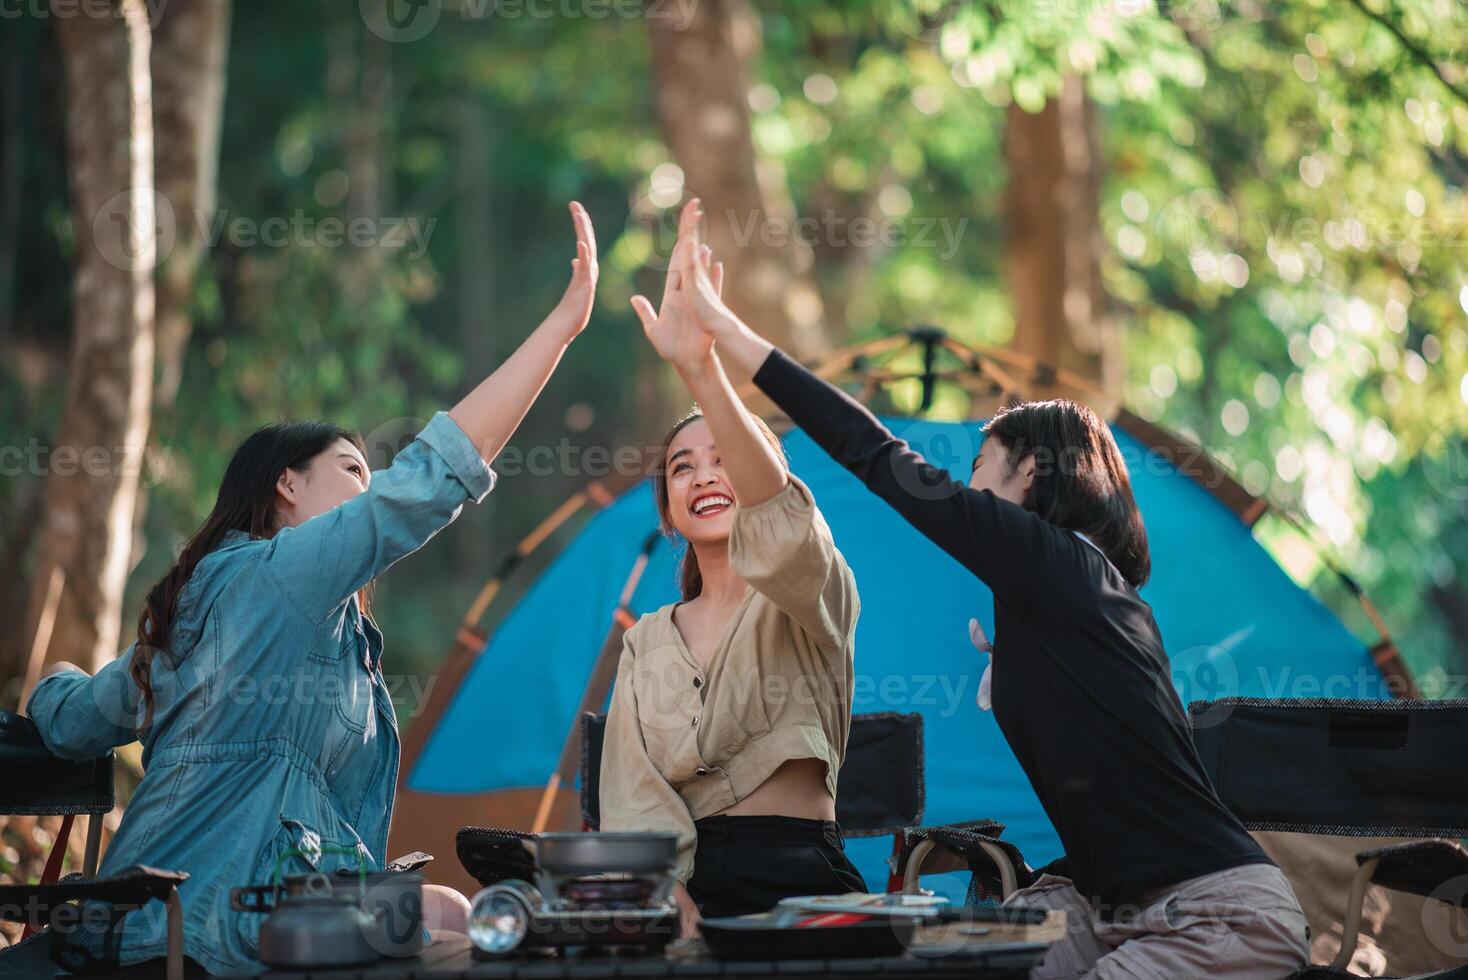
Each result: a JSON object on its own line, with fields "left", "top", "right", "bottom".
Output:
{"left": 272, "top": 845, "right": 369, "bottom": 901}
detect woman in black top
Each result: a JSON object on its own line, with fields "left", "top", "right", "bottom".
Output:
{"left": 661, "top": 200, "right": 1308, "bottom": 979}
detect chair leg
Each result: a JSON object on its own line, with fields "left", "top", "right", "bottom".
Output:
{"left": 1331, "top": 857, "right": 1379, "bottom": 972}
{"left": 166, "top": 886, "right": 184, "bottom": 980}
{"left": 82, "top": 814, "right": 104, "bottom": 879}
{"left": 886, "top": 834, "right": 904, "bottom": 893}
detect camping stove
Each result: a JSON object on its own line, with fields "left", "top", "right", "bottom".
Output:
{"left": 468, "top": 868, "right": 679, "bottom": 956}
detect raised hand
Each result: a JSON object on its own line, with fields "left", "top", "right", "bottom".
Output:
{"left": 446, "top": 201, "right": 598, "bottom": 466}
{"left": 664, "top": 198, "right": 776, "bottom": 378}
{"left": 630, "top": 200, "right": 723, "bottom": 369}
{"left": 542, "top": 201, "right": 599, "bottom": 342}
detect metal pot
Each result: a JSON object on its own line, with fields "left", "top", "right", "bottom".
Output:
{"left": 257, "top": 891, "right": 380, "bottom": 969}
{"left": 531, "top": 832, "right": 678, "bottom": 877}
{"left": 232, "top": 869, "right": 424, "bottom": 959}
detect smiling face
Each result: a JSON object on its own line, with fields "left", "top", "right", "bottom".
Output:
{"left": 662, "top": 419, "right": 737, "bottom": 546}
{"left": 274, "top": 437, "right": 372, "bottom": 528}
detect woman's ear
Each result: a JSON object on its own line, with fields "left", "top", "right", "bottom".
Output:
{"left": 275, "top": 468, "right": 298, "bottom": 509}
{"left": 1016, "top": 453, "right": 1037, "bottom": 494}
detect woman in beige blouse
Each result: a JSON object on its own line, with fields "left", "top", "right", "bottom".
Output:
{"left": 600, "top": 214, "right": 863, "bottom": 935}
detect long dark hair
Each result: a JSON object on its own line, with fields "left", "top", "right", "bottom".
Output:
{"left": 650, "top": 409, "right": 788, "bottom": 601}
{"left": 132, "top": 421, "right": 368, "bottom": 730}
{"left": 983, "top": 399, "right": 1151, "bottom": 588}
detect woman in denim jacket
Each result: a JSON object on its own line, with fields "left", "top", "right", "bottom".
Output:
{"left": 19, "top": 205, "right": 597, "bottom": 976}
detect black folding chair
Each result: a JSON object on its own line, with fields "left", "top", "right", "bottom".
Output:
{"left": 1190, "top": 697, "right": 1468, "bottom": 978}
{"left": 0, "top": 707, "right": 188, "bottom": 980}
{"left": 577, "top": 710, "right": 1031, "bottom": 900}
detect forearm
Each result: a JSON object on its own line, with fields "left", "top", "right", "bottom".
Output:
{"left": 449, "top": 319, "right": 574, "bottom": 465}
{"left": 28, "top": 654, "right": 139, "bottom": 758}
{"left": 677, "top": 351, "right": 787, "bottom": 507}
{"left": 707, "top": 314, "right": 774, "bottom": 379}
{"left": 751, "top": 347, "right": 903, "bottom": 490}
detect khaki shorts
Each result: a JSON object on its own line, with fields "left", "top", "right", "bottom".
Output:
{"left": 1003, "top": 864, "right": 1310, "bottom": 980}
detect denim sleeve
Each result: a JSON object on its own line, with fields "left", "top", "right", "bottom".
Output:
{"left": 261, "top": 412, "right": 496, "bottom": 622}
{"left": 27, "top": 647, "right": 142, "bottom": 760}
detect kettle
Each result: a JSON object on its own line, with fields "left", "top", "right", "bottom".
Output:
{"left": 233, "top": 847, "right": 384, "bottom": 969}
{"left": 258, "top": 885, "right": 380, "bottom": 969}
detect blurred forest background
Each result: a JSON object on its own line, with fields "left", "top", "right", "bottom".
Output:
{"left": 2, "top": 0, "right": 1468, "bottom": 758}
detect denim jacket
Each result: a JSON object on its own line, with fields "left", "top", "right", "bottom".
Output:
{"left": 26, "top": 412, "right": 494, "bottom": 975}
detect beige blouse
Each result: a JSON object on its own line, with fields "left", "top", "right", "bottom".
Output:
{"left": 599, "top": 475, "right": 860, "bottom": 882}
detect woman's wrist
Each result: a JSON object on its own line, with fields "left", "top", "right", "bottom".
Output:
{"left": 714, "top": 322, "right": 774, "bottom": 377}
{"left": 674, "top": 351, "right": 721, "bottom": 386}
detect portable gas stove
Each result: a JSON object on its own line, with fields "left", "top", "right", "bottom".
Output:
{"left": 468, "top": 832, "right": 680, "bottom": 956}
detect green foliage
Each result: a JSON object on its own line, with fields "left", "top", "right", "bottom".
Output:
{"left": 6, "top": 0, "right": 1467, "bottom": 686}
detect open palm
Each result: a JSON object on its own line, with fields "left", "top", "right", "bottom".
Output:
{"left": 631, "top": 203, "right": 724, "bottom": 369}
{"left": 543, "top": 201, "right": 599, "bottom": 341}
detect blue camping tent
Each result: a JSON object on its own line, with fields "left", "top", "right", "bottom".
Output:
{"left": 398, "top": 404, "right": 1397, "bottom": 896}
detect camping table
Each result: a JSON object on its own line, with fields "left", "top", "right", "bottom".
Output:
{"left": 211, "top": 935, "right": 1045, "bottom": 979}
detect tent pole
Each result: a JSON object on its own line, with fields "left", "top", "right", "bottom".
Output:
{"left": 531, "top": 532, "right": 662, "bottom": 833}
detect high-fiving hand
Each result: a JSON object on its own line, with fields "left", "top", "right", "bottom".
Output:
{"left": 632, "top": 198, "right": 775, "bottom": 378}
{"left": 630, "top": 199, "right": 725, "bottom": 369}
{"left": 543, "top": 201, "right": 600, "bottom": 342}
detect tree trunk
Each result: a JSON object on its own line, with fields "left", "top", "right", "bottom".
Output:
{"left": 1002, "top": 75, "right": 1121, "bottom": 400}
{"left": 151, "top": 0, "right": 230, "bottom": 409}
{"left": 18, "top": 0, "right": 156, "bottom": 691}
{"left": 647, "top": 0, "right": 826, "bottom": 372}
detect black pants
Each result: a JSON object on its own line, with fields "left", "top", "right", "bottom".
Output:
{"left": 687, "top": 815, "right": 867, "bottom": 919}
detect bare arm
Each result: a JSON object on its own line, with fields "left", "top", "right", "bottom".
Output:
{"left": 449, "top": 201, "right": 598, "bottom": 464}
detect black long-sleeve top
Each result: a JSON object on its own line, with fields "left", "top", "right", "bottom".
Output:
{"left": 754, "top": 348, "right": 1270, "bottom": 909}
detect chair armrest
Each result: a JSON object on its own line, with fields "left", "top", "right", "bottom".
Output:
{"left": 0, "top": 708, "right": 113, "bottom": 816}
{"left": 455, "top": 826, "right": 537, "bottom": 888}
{"left": 895, "top": 820, "right": 1034, "bottom": 897}
{"left": 0, "top": 866, "right": 187, "bottom": 928}
{"left": 1357, "top": 839, "right": 1468, "bottom": 904}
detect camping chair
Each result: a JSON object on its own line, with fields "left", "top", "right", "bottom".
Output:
{"left": 1189, "top": 697, "right": 1468, "bottom": 979}
{"left": 577, "top": 710, "right": 1033, "bottom": 902}
{"left": 0, "top": 707, "right": 188, "bottom": 980}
